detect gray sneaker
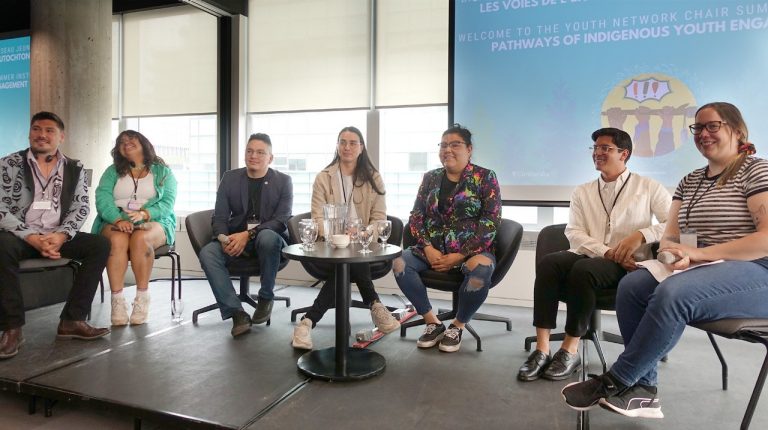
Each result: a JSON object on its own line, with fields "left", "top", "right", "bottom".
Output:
{"left": 416, "top": 322, "right": 446, "bottom": 348}
{"left": 370, "top": 301, "right": 400, "bottom": 334}
{"left": 438, "top": 324, "right": 463, "bottom": 352}
{"left": 252, "top": 299, "right": 273, "bottom": 325}
{"left": 231, "top": 309, "right": 252, "bottom": 337}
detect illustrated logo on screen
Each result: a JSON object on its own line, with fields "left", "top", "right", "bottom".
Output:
{"left": 601, "top": 73, "right": 697, "bottom": 158}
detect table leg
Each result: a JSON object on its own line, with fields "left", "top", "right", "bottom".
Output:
{"left": 297, "top": 262, "right": 386, "bottom": 381}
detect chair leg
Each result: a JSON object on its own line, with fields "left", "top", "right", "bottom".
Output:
{"left": 464, "top": 323, "right": 482, "bottom": 352}
{"left": 705, "top": 332, "right": 728, "bottom": 391}
{"left": 192, "top": 303, "right": 220, "bottom": 324}
{"left": 472, "top": 311, "right": 512, "bottom": 331}
{"left": 739, "top": 334, "right": 768, "bottom": 430}
{"left": 578, "top": 337, "right": 590, "bottom": 430}
{"left": 525, "top": 332, "right": 566, "bottom": 352}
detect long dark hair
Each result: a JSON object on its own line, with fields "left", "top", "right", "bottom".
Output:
{"left": 112, "top": 130, "right": 167, "bottom": 176}
{"left": 325, "top": 126, "right": 385, "bottom": 196}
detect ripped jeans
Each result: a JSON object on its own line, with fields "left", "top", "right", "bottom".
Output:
{"left": 394, "top": 249, "right": 496, "bottom": 324}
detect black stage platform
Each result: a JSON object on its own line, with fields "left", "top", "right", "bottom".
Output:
{"left": 2, "top": 281, "right": 767, "bottom": 429}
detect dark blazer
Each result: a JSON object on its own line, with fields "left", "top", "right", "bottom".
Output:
{"left": 211, "top": 167, "right": 293, "bottom": 242}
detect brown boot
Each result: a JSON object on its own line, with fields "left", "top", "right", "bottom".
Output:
{"left": 56, "top": 320, "right": 110, "bottom": 340}
{"left": 0, "top": 328, "right": 24, "bottom": 359}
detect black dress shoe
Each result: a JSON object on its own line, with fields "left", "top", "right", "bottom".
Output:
{"left": 542, "top": 349, "right": 581, "bottom": 380}
{"left": 518, "top": 350, "right": 551, "bottom": 381}
{"left": 0, "top": 328, "right": 24, "bottom": 359}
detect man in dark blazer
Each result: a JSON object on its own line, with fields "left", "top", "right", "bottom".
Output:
{"left": 198, "top": 133, "right": 293, "bottom": 337}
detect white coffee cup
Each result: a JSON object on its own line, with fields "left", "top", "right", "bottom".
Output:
{"left": 331, "top": 234, "right": 350, "bottom": 248}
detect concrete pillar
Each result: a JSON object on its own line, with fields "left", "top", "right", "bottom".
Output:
{"left": 30, "top": 0, "right": 112, "bottom": 228}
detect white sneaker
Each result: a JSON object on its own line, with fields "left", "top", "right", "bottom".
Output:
{"left": 129, "top": 293, "right": 150, "bottom": 325}
{"left": 291, "top": 318, "right": 313, "bottom": 350}
{"left": 370, "top": 301, "right": 400, "bottom": 334}
{"left": 111, "top": 295, "right": 129, "bottom": 326}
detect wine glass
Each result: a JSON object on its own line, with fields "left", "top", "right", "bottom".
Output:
{"left": 347, "top": 218, "right": 362, "bottom": 244}
{"left": 301, "top": 219, "right": 319, "bottom": 250}
{"left": 376, "top": 219, "right": 392, "bottom": 249}
{"left": 171, "top": 299, "right": 184, "bottom": 323}
{"left": 358, "top": 223, "right": 376, "bottom": 254}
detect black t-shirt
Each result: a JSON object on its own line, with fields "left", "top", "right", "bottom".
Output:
{"left": 246, "top": 176, "right": 266, "bottom": 221}
{"left": 438, "top": 173, "right": 457, "bottom": 212}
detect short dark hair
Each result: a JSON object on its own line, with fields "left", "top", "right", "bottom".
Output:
{"left": 248, "top": 133, "right": 272, "bottom": 148}
{"left": 591, "top": 127, "right": 632, "bottom": 162}
{"left": 443, "top": 123, "right": 473, "bottom": 147}
{"left": 31, "top": 111, "right": 65, "bottom": 131}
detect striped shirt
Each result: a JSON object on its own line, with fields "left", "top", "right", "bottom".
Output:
{"left": 674, "top": 156, "right": 768, "bottom": 246}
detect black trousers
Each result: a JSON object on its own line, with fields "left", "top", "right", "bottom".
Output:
{"left": 532, "top": 251, "right": 626, "bottom": 338}
{"left": 0, "top": 231, "right": 110, "bottom": 330}
{"left": 304, "top": 263, "right": 379, "bottom": 325}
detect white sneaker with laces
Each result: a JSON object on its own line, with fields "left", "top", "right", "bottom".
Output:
{"left": 292, "top": 318, "right": 313, "bottom": 350}
{"left": 129, "top": 292, "right": 150, "bottom": 325}
{"left": 111, "top": 295, "right": 129, "bottom": 326}
{"left": 370, "top": 301, "right": 400, "bottom": 334}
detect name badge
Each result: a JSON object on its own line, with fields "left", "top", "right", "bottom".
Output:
{"left": 680, "top": 228, "right": 697, "bottom": 248}
{"left": 32, "top": 200, "right": 52, "bottom": 210}
{"left": 127, "top": 200, "right": 142, "bottom": 211}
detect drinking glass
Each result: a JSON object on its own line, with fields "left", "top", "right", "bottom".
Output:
{"left": 347, "top": 218, "right": 362, "bottom": 244}
{"left": 171, "top": 299, "right": 184, "bottom": 323}
{"left": 359, "top": 223, "right": 375, "bottom": 254}
{"left": 300, "top": 219, "right": 319, "bottom": 250}
{"left": 376, "top": 219, "right": 392, "bottom": 249}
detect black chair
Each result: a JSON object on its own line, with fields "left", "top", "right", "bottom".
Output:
{"left": 287, "top": 212, "right": 404, "bottom": 322}
{"left": 692, "top": 319, "right": 768, "bottom": 430}
{"left": 399, "top": 218, "right": 523, "bottom": 351}
{"left": 20, "top": 258, "right": 80, "bottom": 311}
{"left": 97, "top": 243, "right": 182, "bottom": 316}
{"left": 185, "top": 209, "right": 291, "bottom": 325}
{"left": 522, "top": 223, "right": 622, "bottom": 374}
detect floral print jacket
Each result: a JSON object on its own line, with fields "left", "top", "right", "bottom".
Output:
{"left": 408, "top": 162, "right": 501, "bottom": 260}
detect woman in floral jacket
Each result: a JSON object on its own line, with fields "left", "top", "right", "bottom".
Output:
{"left": 394, "top": 124, "right": 501, "bottom": 353}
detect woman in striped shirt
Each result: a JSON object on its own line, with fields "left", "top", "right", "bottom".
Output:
{"left": 562, "top": 102, "right": 768, "bottom": 419}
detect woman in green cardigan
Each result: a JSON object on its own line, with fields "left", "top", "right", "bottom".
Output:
{"left": 93, "top": 130, "right": 177, "bottom": 326}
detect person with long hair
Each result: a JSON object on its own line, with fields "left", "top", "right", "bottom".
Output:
{"left": 393, "top": 124, "right": 501, "bottom": 353}
{"left": 93, "top": 130, "right": 177, "bottom": 326}
{"left": 291, "top": 126, "right": 400, "bottom": 350}
{"left": 563, "top": 102, "right": 768, "bottom": 419}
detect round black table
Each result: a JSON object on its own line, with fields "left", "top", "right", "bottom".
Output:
{"left": 282, "top": 242, "right": 402, "bottom": 382}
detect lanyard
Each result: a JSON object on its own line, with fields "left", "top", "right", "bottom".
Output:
{"left": 597, "top": 173, "right": 631, "bottom": 229}
{"left": 29, "top": 158, "right": 58, "bottom": 199}
{"left": 683, "top": 169, "right": 717, "bottom": 231}
{"left": 340, "top": 173, "right": 353, "bottom": 204}
{"left": 130, "top": 167, "right": 145, "bottom": 200}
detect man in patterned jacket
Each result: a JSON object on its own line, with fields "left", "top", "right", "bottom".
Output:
{"left": 0, "top": 111, "right": 111, "bottom": 360}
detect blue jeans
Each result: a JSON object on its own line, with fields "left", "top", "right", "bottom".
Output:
{"left": 199, "top": 229, "right": 286, "bottom": 320}
{"left": 610, "top": 262, "right": 768, "bottom": 387}
{"left": 394, "top": 249, "right": 496, "bottom": 324}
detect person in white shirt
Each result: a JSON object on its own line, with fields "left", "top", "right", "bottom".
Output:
{"left": 518, "top": 127, "right": 671, "bottom": 382}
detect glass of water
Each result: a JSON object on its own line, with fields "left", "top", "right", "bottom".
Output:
{"left": 171, "top": 299, "right": 184, "bottom": 323}
{"left": 376, "top": 219, "right": 392, "bottom": 249}
{"left": 300, "top": 219, "right": 319, "bottom": 250}
{"left": 359, "top": 223, "right": 376, "bottom": 254}
{"left": 347, "top": 218, "right": 362, "bottom": 244}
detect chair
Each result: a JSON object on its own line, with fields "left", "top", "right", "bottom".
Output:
{"left": 185, "top": 209, "right": 291, "bottom": 325}
{"left": 287, "top": 212, "right": 405, "bottom": 322}
{"left": 20, "top": 258, "right": 80, "bottom": 310}
{"left": 692, "top": 319, "right": 768, "bottom": 430}
{"left": 97, "top": 243, "right": 182, "bottom": 316}
{"left": 522, "top": 223, "right": 623, "bottom": 374}
{"left": 399, "top": 218, "right": 523, "bottom": 351}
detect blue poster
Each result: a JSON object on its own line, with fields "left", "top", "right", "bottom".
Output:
{"left": 0, "top": 35, "right": 30, "bottom": 155}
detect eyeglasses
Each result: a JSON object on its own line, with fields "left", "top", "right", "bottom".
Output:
{"left": 438, "top": 141, "right": 467, "bottom": 150}
{"left": 246, "top": 150, "right": 270, "bottom": 157}
{"left": 589, "top": 145, "right": 625, "bottom": 153}
{"left": 689, "top": 121, "right": 727, "bottom": 135}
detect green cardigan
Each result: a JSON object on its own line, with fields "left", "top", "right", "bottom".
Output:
{"left": 92, "top": 163, "right": 177, "bottom": 245}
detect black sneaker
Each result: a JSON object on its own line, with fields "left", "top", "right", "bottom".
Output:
{"left": 252, "top": 299, "right": 273, "bottom": 325}
{"left": 600, "top": 384, "right": 664, "bottom": 418}
{"left": 231, "top": 309, "right": 252, "bottom": 337}
{"left": 438, "top": 324, "right": 463, "bottom": 352}
{"left": 416, "top": 323, "right": 446, "bottom": 348}
{"left": 561, "top": 372, "right": 624, "bottom": 411}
